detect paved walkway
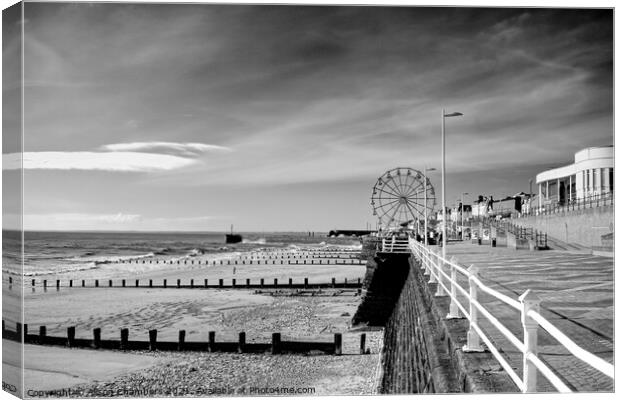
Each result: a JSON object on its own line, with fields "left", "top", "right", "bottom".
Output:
{"left": 442, "top": 242, "right": 613, "bottom": 392}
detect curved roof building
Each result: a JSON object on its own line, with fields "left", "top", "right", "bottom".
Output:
{"left": 536, "top": 146, "right": 613, "bottom": 207}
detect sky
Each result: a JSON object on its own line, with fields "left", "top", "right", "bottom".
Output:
{"left": 1, "top": 2, "right": 614, "bottom": 231}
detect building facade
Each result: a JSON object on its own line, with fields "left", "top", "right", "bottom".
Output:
{"left": 536, "top": 146, "right": 613, "bottom": 208}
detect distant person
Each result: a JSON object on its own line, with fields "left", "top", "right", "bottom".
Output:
{"left": 487, "top": 196, "right": 494, "bottom": 212}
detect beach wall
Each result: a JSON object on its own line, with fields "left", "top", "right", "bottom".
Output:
{"left": 351, "top": 252, "right": 410, "bottom": 326}
{"left": 355, "top": 249, "right": 516, "bottom": 393}
{"left": 379, "top": 254, "right": 460, "bottom": 393}
{"left": 511, "top": 204, "right": 613, "bottom": 247}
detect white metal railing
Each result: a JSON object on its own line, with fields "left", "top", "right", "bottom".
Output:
{"left": 381, "top": 237, "right": 410, "bottom": 253}
{"left": 408, "top": 237, "right": 614, "bottom": 393}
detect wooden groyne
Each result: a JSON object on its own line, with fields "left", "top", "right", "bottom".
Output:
{"left": 2, "top": 321, "right": 370, "bottom": 356}
{"left": 114, "top": 258, "right": 365, "bottom": 266}
{"left": 23, "top": 277, "right": 363, "bottom": 290}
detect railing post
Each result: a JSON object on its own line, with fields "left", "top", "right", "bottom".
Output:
{"left": 463, "top": 265, "right": 484, "bottom": 352}
{"left": 519, "top": 289, "right": 541, "bottom": 393}
{"left": 434, "top": 251, "right": 447, "bottom": 296}
{"left": 446, "top": 256, "right": 461, "bottom": 318}
{"left": 428, "top": 249, "right": 437, "bottom": 283}
{"left": 422, "top": 246, "right": 430, "bottom": 275}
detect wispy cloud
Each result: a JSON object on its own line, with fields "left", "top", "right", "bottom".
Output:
{"left": 3, "top": 151, "right": 198, "bottom": 172}
{"left": 22, "top": 213, "right": 218, "bottom": 231}
{"left": 100, "top": 141, "right": 231, "bottom": 157}
{"left": 3, "top": 141, "right": 231, "bottom": 172}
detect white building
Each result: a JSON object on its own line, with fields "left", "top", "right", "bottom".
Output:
{"left": 536, "top": 146, "right": 613, "bottom": 207}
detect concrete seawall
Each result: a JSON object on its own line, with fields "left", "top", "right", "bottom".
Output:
{"left": 512, "top": 205, "right": 613, "bottom": 247}
{"left": 353, "top": 246, "right": 517, "bottom": 393}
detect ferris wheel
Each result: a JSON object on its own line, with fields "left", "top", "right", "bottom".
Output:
{"left": 371, "top": 167, "right": 436, "bottom": 229}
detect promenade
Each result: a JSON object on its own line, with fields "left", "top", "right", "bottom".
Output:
{"left": 444, "top": 242, "right": 613, "bottom": 392}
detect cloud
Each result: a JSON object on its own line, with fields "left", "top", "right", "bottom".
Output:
{"left": 22, "top": 213, "right": 218, "bottom": 231}
{"left": 100, "top": 141, "right": 231, "bottom": 157}
{"left": 2, "top": 151, "right": 199, "bottom": 172}
{"left": 2, "top": 141, "right": 232, "bottom": 172}
{"left": 96, "top": 213, "right": 142, "bottom": 223}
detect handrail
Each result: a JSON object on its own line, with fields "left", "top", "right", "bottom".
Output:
{"left": 407, "top": 238, "right": 614, "bottom": 393}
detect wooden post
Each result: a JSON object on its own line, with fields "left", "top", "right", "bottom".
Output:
{"left": 149, "top": 279, "right": 153, "bottom": 288}
{"left": 334, "top": 333, "right": 342, "bottom": 355}
{"left": 122, "top": 279, "right": 126, "bottom": 288}
{"left": 232, "top": 279, "right": 236, "bottom": 288}
{"left": 135, "top": 279, "right": 139, "bottom": 287}
{"left": 177, "top": 279, "right": 181, "bottom": 288}
{"left": 360, "top": 333, "right": 366, "bottom": 354}
{"left": 271, "top": 332, "right": 281, "bottom": 354}
{"left": 260, "top": 278, "right": 264, "bottom": 288}
{"left": 246, "top": 278, "right": 250, "bottom": 288}
{"left": 82, "top": 280, "right": 85, "bottom": 287}
{"left": 208, "top": 331, "right": 215, "bottom": 352}
{"left": 149, "top": 329, "right": 157, "bottom": 351}
{"left": 69, "top": 280, "right": 73, "bottom": 288}
{"left": 95, "top": 279, "right": 99, "bottom": 288}
{"left": 93, "top": 328, "right": 101, "bottom": 349}
{"left": 163, "top": 279, "right": 167, "bottom": 288}
{"left": 109, "top": 280, "right": 113, "bottom": 287}
{"left": 331, "top": 278, "right": 336, "bottom": 288}
{"left": 56, "top": 279, "right": 60, "bottom": 289}
{"left": 190, "top": 279, "right": 194, "bottom": 288}
{"left": 238, "top": 332, "right": 246, "bottom": 353}
{"left": 219, "top": 279, "right": 223, "bottom": 288}
{"left": 37, "top": 326, "right": 46, "bottom": 344}
{"left": 120, "top": 328, "right": 129, "bottom": 350}
{"left": 288, "top": 278, "right": 293, "bottom": 288}
{"left": 204, "top": 279, "right": 208, "bottom": 288}
{"left": 344, "top": 278, "right": 348, "bottom": 287}
{"left": 274, "top": 278, "right": 278, "bottom": 288}
{"left": 67, "top": 326, "right": 76, "bottom": 347}
{"left": 178, "top": 330, "right": 186, "bottom": 351}
{"left": 304, "top": 278, "right": 308, "bottom": 289}
{"left": 32, "top": 279, "right": 35, "bottom": 287}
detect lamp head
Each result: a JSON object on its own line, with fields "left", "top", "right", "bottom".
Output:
{"left": 444, "top": 112, "right": 463, "bottom": 117}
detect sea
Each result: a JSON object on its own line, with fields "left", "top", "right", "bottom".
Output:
{"left": 2, "top": 230, "right": 362, "bottom": 279}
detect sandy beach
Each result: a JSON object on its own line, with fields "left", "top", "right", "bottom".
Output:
{"left": 8, "top": 245, "right": 382, "bottom": 396}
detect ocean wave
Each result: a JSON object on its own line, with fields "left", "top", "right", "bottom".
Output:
{"left": 22, "top": 262, "right": 102, "bottom": 277}
{"left": 242, "top": 238, "right": 266, "bottom": 245}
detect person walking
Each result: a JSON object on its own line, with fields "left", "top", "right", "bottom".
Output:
{"left": 487, "top": 196, "right": 495, "bottom": 212}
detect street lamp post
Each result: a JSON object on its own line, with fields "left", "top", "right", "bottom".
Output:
{"left": 423, "top": 167, "right": 436, "bottom": 246}
{"left": 461, "top": 192, "right": 469, "bottom": 240}
{"left": 441, "top": 109, "right": 463, "bottom": 260}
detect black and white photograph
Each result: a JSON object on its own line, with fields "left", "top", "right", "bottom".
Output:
{"left": 1, "top": 0, "right": 615, "bottom": 397}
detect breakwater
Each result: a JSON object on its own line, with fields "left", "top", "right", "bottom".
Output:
{"left": 22, "top": 277, "right": 362, "bottom": 290}
{"left": 2, "top": 322, "right": 370, "bottom": 356}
